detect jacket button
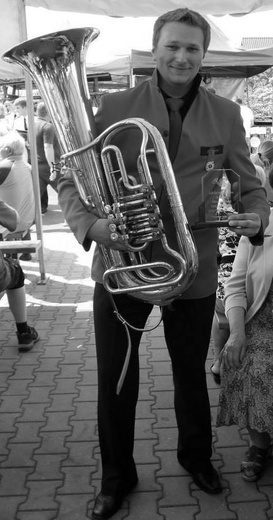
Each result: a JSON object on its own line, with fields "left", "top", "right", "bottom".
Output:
{"left": 163, "top": 130, "right": 169, "bottom": 137}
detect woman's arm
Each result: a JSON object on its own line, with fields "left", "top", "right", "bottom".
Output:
{"left": 220, "top": 306, "right": 246, "bottom": 369}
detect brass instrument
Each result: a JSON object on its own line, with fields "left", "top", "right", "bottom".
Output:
{"left": 3, "top": 28, "right": 198, "bottom": 306}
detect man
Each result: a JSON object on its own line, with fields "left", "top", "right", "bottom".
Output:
{"left": 0, "top": 131, "right": 35, "bottom": 261}
{"left": 58, "top": 8, "right": 270, "bottom": 519}
{"left": 13, "top": 97, "right": 30, "bottom": 162}
{"left": 4, "top": 99, "right": 16, "bottom": 130}
{"left": 34, "top": 101, "right": 59, "bottom": 213}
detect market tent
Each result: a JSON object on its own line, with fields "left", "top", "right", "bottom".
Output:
{"left": 87, "top": 47, "right": 273, "bottom": 79}
{"left": 16, "top": 0, "right": 273, "bottom": 17}
{"left": 2, "top": 0, "right": 273, "bottom": 81}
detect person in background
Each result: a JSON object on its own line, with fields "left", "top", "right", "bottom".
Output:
{"left": 216, "top": 169, "right": 273, "bottom": 482}
{"left": 251, "top": 139, "right": 273, "bottom": 205}
{"left": 0, "top": 103, "right": 11, "bottom": 135}
{"left": 0, "top": 132, "right": 35, "bottom": 261}
{"left": 58, "top": 8, "right": 269, "bottom": 519}
{"left": 0, "top": 199, "right": 39, "bottom": 351}
{"left": 210, "top": 164, "right": 267, "bottom": 384}
{"left": 4, "top": 99, "right": 16, "bottom": 130}
{"left": 13, "top": 97, "right": 30, "bottom": 162}
{"left": 235, "top": 97, "right": 254, "bottom": 151}
{"left": 34, "top": 101, "right": 59, "bottom": 214}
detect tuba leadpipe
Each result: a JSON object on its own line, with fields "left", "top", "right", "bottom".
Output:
{"left": 3, "top": 28, "right": 198, "bottom": 305}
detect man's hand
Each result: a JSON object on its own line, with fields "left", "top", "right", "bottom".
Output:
{"left": 88, "top": 218, "right": 128, "bottom": 251}
{"left": 227, "top": 212, "right": 261, "bottom": 237}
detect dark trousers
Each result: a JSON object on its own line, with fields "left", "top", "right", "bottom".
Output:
{"left": 38, "top": 163, "right": 58, "bottom": 211}
{"left": 93, "top": 283, "right": 215, "bottom": 495}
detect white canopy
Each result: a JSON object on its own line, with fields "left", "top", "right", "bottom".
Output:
{"left": 2, "top": 0, "right": 273, "bottom": 82}
{"left": 21, "top": 0, "right": 273, "bottom": 17}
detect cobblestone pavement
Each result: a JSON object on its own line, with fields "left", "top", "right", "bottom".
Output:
{"left": 0, "top": 189, "right": 273, "bottom": 520}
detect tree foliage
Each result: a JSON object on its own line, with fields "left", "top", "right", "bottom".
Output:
{"left": 246, "top": 67, "right": 273, "bottom": 122}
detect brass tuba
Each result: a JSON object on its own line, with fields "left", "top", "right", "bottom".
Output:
{"left": 3, "top": 28, "right": 198, "bottom": 305}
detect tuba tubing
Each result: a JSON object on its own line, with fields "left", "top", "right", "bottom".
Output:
{"left": 3, "top": 28, "right": 199, "bottom": 305}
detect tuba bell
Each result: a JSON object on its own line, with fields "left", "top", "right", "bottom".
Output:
{"left": 3, "top": 28, "right": 198, "bottom": 305}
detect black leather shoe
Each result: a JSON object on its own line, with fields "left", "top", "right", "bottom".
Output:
{"left": 92, "top": 492, "right": 122, "bottom": 519}
{"left": 92, "top": 478, "right": 138, "bottom": 520}
{"left": 190, "top": 463, "right": 222, "bottom": 494}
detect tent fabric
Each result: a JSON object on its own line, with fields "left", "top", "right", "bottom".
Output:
{"left": 0, "top": 0, "right": 26, "bottom": 81}
{"left": 1, "top": 1, "right": 273, "bottom": 82}
{"left": 87, "top": 47, "right": 273, "bottom": 79}
{"left": 24, "top": 0, "right": 273, "bottom": 17}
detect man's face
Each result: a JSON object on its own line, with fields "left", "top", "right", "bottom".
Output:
{"left": 15, "top": 104, "right": 27, "bottom": 117}
{"left": 152, "top": 21, "right": 205, "bottom": 94}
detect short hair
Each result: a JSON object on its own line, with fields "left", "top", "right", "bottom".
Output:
{"left": 0, "top": 131, "right": 25, "bottom": 157}
{"left": 152, "top": 8, "right": 211, "bottom": 54}
{"left": 14, "top": 97, "right": 27, "bottom": 109}
{"left": 36, "top": 101, "right": 48, "bottom": 118}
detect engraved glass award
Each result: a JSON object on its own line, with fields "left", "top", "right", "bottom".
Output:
{"left": 192, "top": 169, "right": 244, "bottom": 229}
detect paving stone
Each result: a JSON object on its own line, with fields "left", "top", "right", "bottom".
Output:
{"left": 227, "top": 473, "right": 268, "bottom": 502}
{"left": 0, "top": 468, "right": 33, "bottom": 495}
{"left": 74, "top": 385, "right": 98, "bottom": 402}
{"left": 67, "top": 420, "right": 98, "bottom": 442}
{"left": 127, "top": 491, "right": 165, "bottom": 520}
{"left": 152, "top": 390, "right": 174, "bottom": 409}
{"left": 19, "top": 480, "right": 61, "bottom": 510}
{"left": 63, "top": 441, "right": 98, "bottom": 466}
{"left": 70, "top": 401, "right": 97, "bottom": 421}
{"left": 156, "top": 450, "right": 184, "bottom": 477}
{"left": 228, "top": 501, "right": 269, "bottom": 520}
{"left": 78, "top": 370, "right": 98, "bottom": 385}
{"left": 42, "top": 411, "right": 74, "bottom": 431}
{"left": 58, "top": 466, "right": 94, "bottom": 494}
{"left": 159, "top": 505, "right": 200, "bottom": 519}
{"left": 1, "top": 443, "right": 38, "bottom": 467}
{"left": 135, "top": 418, "right": 158, "bottom": 439}
{"left": 18, "top": 403, "right": 49, "bottom": 422}
{"left": 30, "top": 453, "right": 67, "bottom": 480}
{"left": 0, "top": 496, "right": 27, "bottom": 520}
{"left": 134, "top": 439, "right": 160, "bottom": 464}
{"left": 23, "top": 386, "right": 54, "bottom": 403}
{"left": 56, "top": 494, "right": 94, "bottom": 520}
{"left": 0, "top": 412, "right": 21, "bottom": 432}
{"left": 17, "top": 513, "right": 57, "bottom": 520}
{"left": 0, "top": 394, "right": 28, "bottom": 412}
{"left": 152, "top": 408, "right": 176, "bottom": 428}
{"left": 45, "top": 393, "right": 78, "bottom": 412}
{"left": 9, "top": 421, "right": 44, "bottom": 444}
{"left": 158, "top": 475, "right": 197, "bottom": 506}
{"left": 136, "top": 400, "right": 155, "bottom": 419}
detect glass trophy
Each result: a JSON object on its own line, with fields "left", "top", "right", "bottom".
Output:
{"left": 192, "top": 169, "right": 244, "bottom": 229}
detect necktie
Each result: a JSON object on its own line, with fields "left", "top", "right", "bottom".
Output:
{"left": 165, "top": 98, "right": 184, "bottom": 161}
{"left": 24, "top": 117, "right": 28, "bottom": 131}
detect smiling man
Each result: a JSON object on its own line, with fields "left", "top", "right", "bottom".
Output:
{"left": 58, "top": 8, "right": 269, "bottom": 519}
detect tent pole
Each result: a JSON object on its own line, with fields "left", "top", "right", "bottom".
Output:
{"left": 19, "top": 0, "right": 47, "bottom": 284}
{"left": 129, "top": 52, "right": 135, "bottom": 88}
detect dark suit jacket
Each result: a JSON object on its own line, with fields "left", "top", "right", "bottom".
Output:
{"left": 58, "top": 70, "right": 269, "bottom": 299}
